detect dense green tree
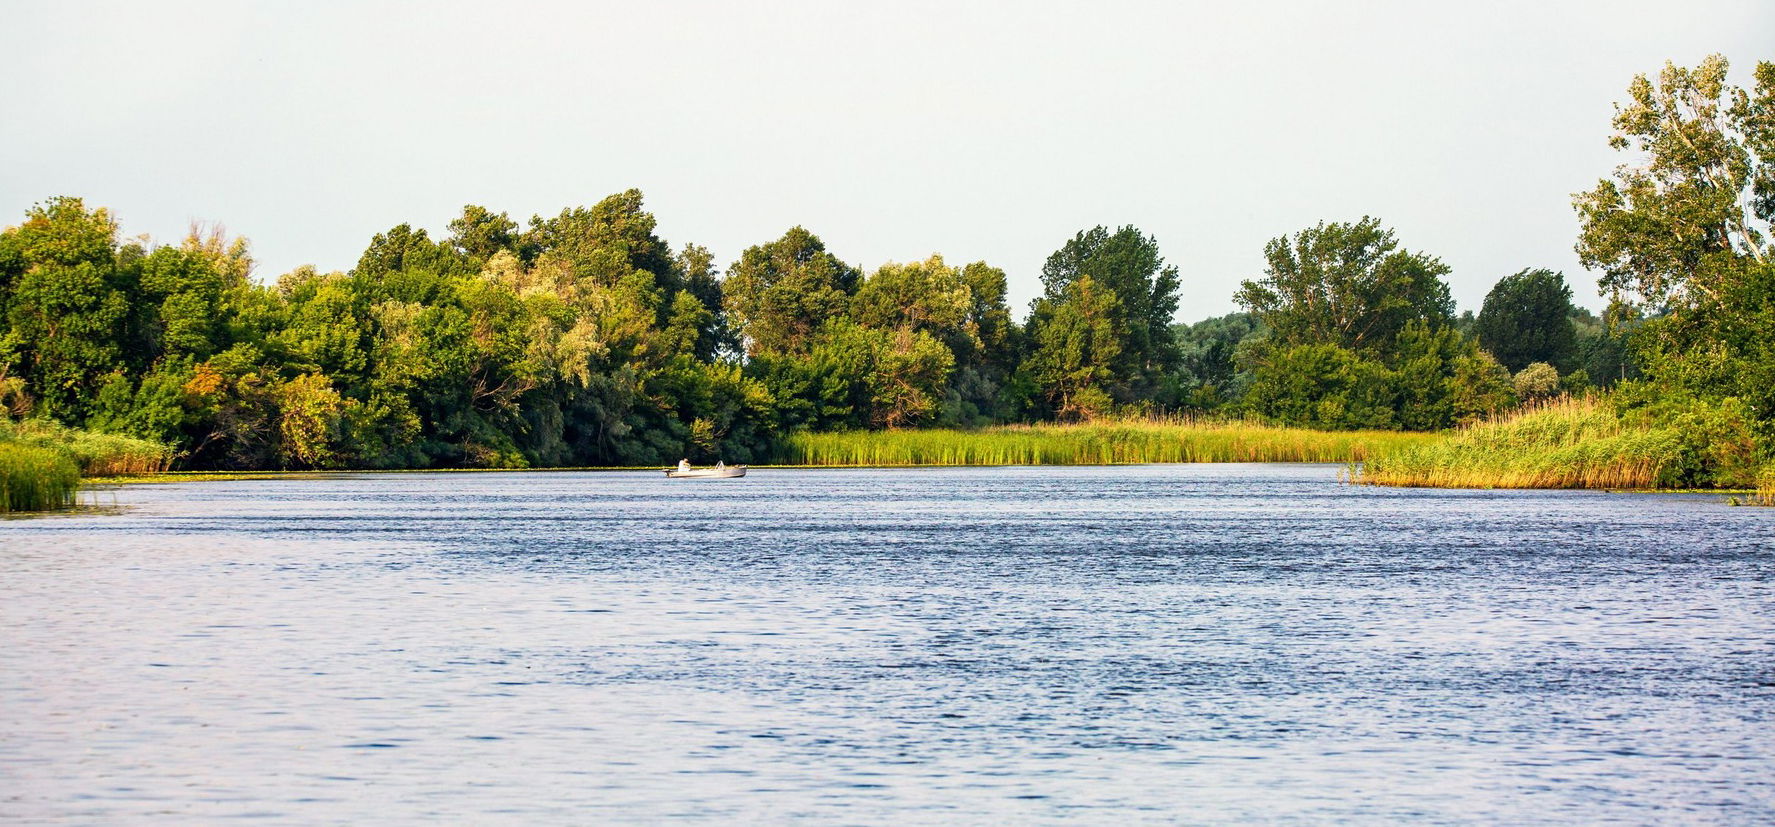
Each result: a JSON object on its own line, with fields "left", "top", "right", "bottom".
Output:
{"left": 524, "top": 190, "right": 677, "bottom": 290}
{"left": 723, "top": 227, "right": 860, "bottom": 355}
{"left": 1236, "top": 217, "right": 1453, "bottom": 356}
{"left": 853, "top": 256, "right": 972, "bottom": 345}
{"left": 1575, "top": 55, "right": 1771, "bottom": 316}
{"left": 1242, "top": 344, "right": 1395, "bottom": 430}
{"left": 675, "top": 244, "right": 731, "bottom": 359}
{"left": 1574, "top": 55, "right": 1775, "bottom": 434}
{"left": 1022, "top": 275, "right": 1122, "bottom": 420}
{"left": 0, "top": 198, "right": 131, "bottom": 419}
{"left": 1474, "top": 269, "right": 1579, "bottom": 373}
{"left": 1390, "top": 321, "right": 1515, "bottom": 429}
{"left": 1173, "top": 312, "right": 1263, "bottom": 409}
{"left": 447, "top": 205, "right": 519, "bottom": 263}
{"left": 1037, "top": 226, "right": 1181, "bottom": 395}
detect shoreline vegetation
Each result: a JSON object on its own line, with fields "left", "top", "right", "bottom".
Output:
{"left": 0, "top": 420, "right": 171, "bottom": 512}
{"left": 782, "top": 420, "right": 1435, "bottom": 466}
{"left": 1353, "top": 397, "right": 1764, "bottom": 491}
{"left": 2, "top": 56, "right": 1771, "bottom": 511}
{"left": 8, "top": 410, "right": 1765, "bottom": 512}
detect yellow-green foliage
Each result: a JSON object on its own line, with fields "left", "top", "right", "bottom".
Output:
{"left": 1356, "top": 397, "right": 1681, "bottom": 489}
{"left": 0, "top": 443, "right": 80, "bottom": 512}
{"left": 783, "top": 419, "right": 1435, "bottom": 466}
{"left": 0, "top": 419, "right": 174, "bottom": 476}
{"left": 1755, "top": 465, "right": 1775, "bottom": 506}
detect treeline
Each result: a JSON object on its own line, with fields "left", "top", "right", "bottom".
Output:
{"left": 0, "top": 54, "right": 1768, "bottom": 476}
{"left": 0, "top": 196, "right": 1567, "bottom": 470}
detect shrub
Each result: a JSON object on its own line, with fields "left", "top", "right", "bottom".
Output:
{"left": 1513, "top": 362, "right": 1560, "bottom": 400}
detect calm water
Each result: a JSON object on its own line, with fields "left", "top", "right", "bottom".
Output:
{"left": 2, "top": 465, "right": 1773, "bottom": 823}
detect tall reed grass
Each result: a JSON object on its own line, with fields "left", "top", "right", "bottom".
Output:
{"left": 0, "top": 419, "right": 173, "bottom": 475}
{"left": 1754, "top": 465, "right": 1775, "bottom": 506}
{"left": 781, "top": 419, "right": 1436, "bottom": 466}
{"left": 0, "top": 442, "right": 80, "bottom": 512}
{"left": 1355, "top": 397, "right": 1679, "bottom": 489}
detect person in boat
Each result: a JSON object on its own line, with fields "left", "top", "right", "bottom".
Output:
{"left": 715, "top": 461, "right": 725, "bottom": 471}
{"left": 677, "top": 458, "right": 690, "bottom": 473}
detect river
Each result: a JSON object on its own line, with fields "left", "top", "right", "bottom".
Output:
{"left": 2, "top": 465, "right": 1772, "bottom": 822}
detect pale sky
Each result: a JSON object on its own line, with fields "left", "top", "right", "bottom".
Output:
{"left": 3, "top": 1, "right": 1770, "bottom": 320}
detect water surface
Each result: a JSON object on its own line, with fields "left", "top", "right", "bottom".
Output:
{"left": 3, "top": 465, "right": 1772, "bottom": 822}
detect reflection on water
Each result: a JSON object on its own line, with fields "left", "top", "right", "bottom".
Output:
{"left": 2, "top": 465, "right": 1772, "bottom": 821}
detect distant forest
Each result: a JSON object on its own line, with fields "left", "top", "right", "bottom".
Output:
{"left": 0, "top": 55, "right": 1769, "bottom": 471}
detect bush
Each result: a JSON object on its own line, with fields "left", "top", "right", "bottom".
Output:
{"left": 1513, "top": 362, "right": 1560, "bottom": 400}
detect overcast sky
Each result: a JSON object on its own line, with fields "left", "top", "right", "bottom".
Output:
{"left": 3, "top": 1, "right": 1770, "bottom": 319}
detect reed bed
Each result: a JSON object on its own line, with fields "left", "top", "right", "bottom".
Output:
{"left": 0, "top": 419, "right": 173, "bottom": 475}
{"left": 1754, "top": 466, "right": 1775, "bottom": 506}
{"left": 782, "top": 419, "right": 1436, "bottom": 466}
{"left": 0, "top": 442, "right": 80, "bottom": 512}
{"left": 1355, "top": 397, "right": 1679, "bottom": 489}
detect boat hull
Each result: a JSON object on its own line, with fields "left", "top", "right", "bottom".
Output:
{"left": 664, "top": 466, "right": 747, "bottom": 479}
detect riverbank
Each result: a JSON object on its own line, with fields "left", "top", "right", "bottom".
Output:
{"left": 0, "top": 421, "right": 174, "bottom": 513}
{"left": 780, "top": 420, "right": 1435, "bottom": 466}
{"left": 1354, "top": 397, "right": 1772, "bottom": 495}
{"left": 22, "top": 409, "right": 1769, "bottom": 507}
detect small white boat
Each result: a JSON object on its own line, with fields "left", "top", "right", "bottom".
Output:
{"left": 665, "top": 463, "right": 747, "bottom": 479}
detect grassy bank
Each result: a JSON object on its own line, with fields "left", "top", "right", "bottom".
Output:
{"left": 1354, "top": 397, "right": 1764, "bottom": 490}
{"left": 0, "top": 443, "right": 80, "bottom": 512}
{"left": 0, "top": 420, "right": 175, "bottom": 512}
{"left": 0, "top": 420, "right": 175, "bottom": 476}
{"left": 781, "top": 419, "right": 1437, "bottom": 466}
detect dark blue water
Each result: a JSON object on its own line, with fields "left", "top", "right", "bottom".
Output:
{"left": 3, "top": 465, "right": 1772, "bottom": 822}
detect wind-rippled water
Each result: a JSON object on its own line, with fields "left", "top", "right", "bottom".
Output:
{"left": 3, "top": 464, "right": 1773, "bottom": 822}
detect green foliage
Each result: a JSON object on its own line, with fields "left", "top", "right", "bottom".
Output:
{"left": 2, "top": 55, "right": 1766, "bottom": 491}
{"left": 1359, "top": 396, "right": 1765, "bottom": 490}
{"left": 1570, "top": 306, "right": 1637, "bottom": 387}
{"left": 0, "top": 442, "right": 78, "bottom": 512}
{"left": 1754, "top": 464, "right": 1775, "bottom": 506}
{"left": 723, "top": 227, "right": 859, "bottom": 356}
{"left": 1021, "top": 275, "right": 1123, "bottom": 421}
{"left": 1513, "top": 362, "right": 1560, "bottom": 401}
{"left": 1036, "top": 225, "right": 1181, "bottom": 395}
{"left": 1, "top": 198, "right": 130, "bottom": 419}
{"left": 1237, "top": 217, "right": 1453, "bottom": 356}
{"left": 1475, "top": 269, "right": 1578, "bottom": 372}
{"left": 1174, "top": 312, "right": 1262, "bottom": 396}
{"left": 0, "top": 418, "right": 172, "bottom": 475}
{"left": 1358, "top": 398, "right": 1681, "bottom": 489}
{"left": 1574, "top": 55, "right": 1771, "bottom": 314}
{"left": 1574, "top": 55, "right": 1775, "bottom": 444}
{"left": 1243, "top": 343, "right": 1396, "bottom": 430}
{"left": 782, "top": 419, "right": 1436, "bottom": 466}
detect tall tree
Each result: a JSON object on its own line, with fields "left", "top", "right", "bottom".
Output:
{"left": 446, "top": 205, "right": 519, "bottom": 263}
{"left": 1022, "top": 275, "right": 1122, "bottom": 420}
{"left": 722, "top": 227, "right": 859, "bottom": 356}
{"left": 1575, "top": 55, "right": 1772, "bottom": 316}
{"left": 1038, "top": 226, "right": 1181, "bottom": 392}
{"left": 1236, "top": 217, "right": 1453, "bottom": 355}
{"left": 1573, "top": 55, "right": 1775, "bottom": 430}
{"left": 853, "top": 255, "right": 972, "bottom": 346}
{"left": 523, "top": 189, "right": 678, "bottom": 292}
{"left": 1474, "top": 269, "right": 1579, "bottom": 373}
{"left": 0, "top": 197, "right": 131, "bottom": 419}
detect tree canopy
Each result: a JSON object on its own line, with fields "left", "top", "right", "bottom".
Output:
{"left": 1236, "top": 217, "right": 1453, "bottom": 356}
{"left": 1474, "top": 268, "right": 1579, "bottom": 373}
